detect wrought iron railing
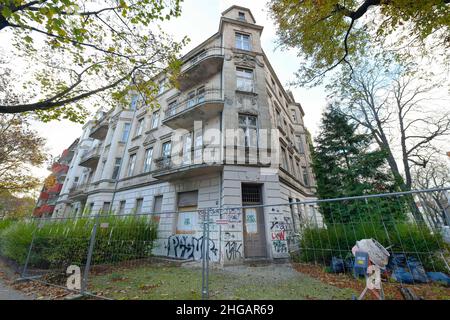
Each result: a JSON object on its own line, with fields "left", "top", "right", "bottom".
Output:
{"left": 80, "top": 144, "right": 103, "bottom": 162}
{"left": 164, "top": 88, "right": 223, "bottom": 119}
{"left": 181, "top": 46, "right": 224, "bottom": 73}
{"left": 153, "top": 146, "right": 221, "bottom": 173}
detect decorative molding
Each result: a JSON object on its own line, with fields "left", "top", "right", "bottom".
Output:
{"left": 232, "top": 52, "right": 264, "bottom": 68}
{"left": 234, "top": 91, "right": 259, "bottom": 113}
{"left": 143, "top": 132, "right": 157, "bottom": 146}
{"left": 128, "top": 146, "right": 139, "bottom": 153}
{"left": 237, "top": 107, "right": 258, "bottom": 115}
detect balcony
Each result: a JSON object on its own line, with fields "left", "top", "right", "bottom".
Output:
{"left": 33, "top": 207, "right": 41, "bottom": 217}
{"left": 34, "top": 204, "right": 55, "bottom": 217}
{"left": 152, "top": 148, "right": 223, "bottom": 181}
{"left": 59, "top": 148, "right": 75, "bottom": 163}
{"left": 46, "top": 197, "right": 57, "bottom": 205}
{"left": 79, "top": 145, "right": 102, "bottom": 169}
{"left": 51, "top": 163, "right": 69, "bottom": 176}
{"left": 68, "top": 183, "right": 88, "bottom": 200}
{"left": 163, "top": 89, "right": 224, "bottom": 129}
{"left": 178, "top": 47, "right": 224, "bottom": 91}
{"left": 89, "top": 115, "right": 109, "bottom": 140}
{"left": 47, "top": 183, "right": 62, "bottom": 194}
{"left": 39, "top": 191, "right": 49, "bottom": 200}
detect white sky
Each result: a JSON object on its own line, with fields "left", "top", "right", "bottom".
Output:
{"left": 29, "top": 0, "right": 327, "bottom": 180}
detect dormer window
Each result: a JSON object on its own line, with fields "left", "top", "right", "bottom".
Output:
{"left": 238, "top": 12, "right": 245, "bottom": 21}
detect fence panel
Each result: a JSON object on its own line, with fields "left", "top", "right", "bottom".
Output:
{"left": 1, "top": 188, "right": 448, "bottom": 300}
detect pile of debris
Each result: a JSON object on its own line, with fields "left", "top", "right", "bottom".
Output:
{"left": 329, "top": 239, "right": 450, "bottom": 287}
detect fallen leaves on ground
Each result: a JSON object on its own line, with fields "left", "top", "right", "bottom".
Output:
{"left": 292, "top": 263, "right": 450, "bottom": 300}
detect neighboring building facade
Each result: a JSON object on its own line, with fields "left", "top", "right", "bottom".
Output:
{"left": 52, "top": 6, "right": 317, "bottom": 264}
{"left": 34, "top": 139, "right": 78, "bottom": 218}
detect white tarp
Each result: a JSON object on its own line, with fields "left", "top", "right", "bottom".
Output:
{"left": 352, "top": 238, "right": 390, "bottom": 267}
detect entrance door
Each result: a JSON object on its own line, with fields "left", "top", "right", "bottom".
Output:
{"left": 242, "top": 184, "right": 267, "bottom": 258}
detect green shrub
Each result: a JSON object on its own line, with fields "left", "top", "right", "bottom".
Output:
{"left": 0, "top": 216, "right": 158, "bottom": 270}
{"left": 295, "top": 221, "right": 449, "bottom": 273}
{"left": 0, "top": 221, "right": 36, "bottom": 264}
{"left": 0, "top": 219, "right": 16, "bottom": 232}
{"left": 0, "top": 218, "right": 17, "bottom": 232}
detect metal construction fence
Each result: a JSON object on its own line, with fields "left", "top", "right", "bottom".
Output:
{"left": 0, "top": 187, "right": 449, "bottom": 300}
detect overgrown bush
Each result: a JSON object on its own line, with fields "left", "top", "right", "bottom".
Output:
{"left": 0, "top": 216, "right": 158, "bottom": 270}
{"left": 0, "top": 219, "right": 15, "bottom": 232}
{"left": 294, "top": 221, "right": 449, "bottom": 273}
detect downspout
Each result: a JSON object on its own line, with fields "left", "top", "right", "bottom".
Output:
{"left": 218, "top": 32, "right": 224, "bottom": 264}
{"left": 110, "top": 106, "right": 139, "bottom": 213}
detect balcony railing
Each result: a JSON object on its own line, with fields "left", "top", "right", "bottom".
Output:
{"left": 39, "top": 191, "right": 49, "bottom": 200}
{"left": 153, "top": 146, "right": 222, "bottom": 180}
{"left": 165, "top": 89, "right": 222, "bottom": 119}
{"left": 47, "top": 183, "right": 62, "bottom": 194}
{"left": 68, "top": 182, "right": 89, "bottom": 199}
{"left": 79, "top": 144, "right": 102, "bottom": 168}
{"left": 178, "top": 47, "right": 224, "bottom": 91}
{"left": 51, "top": 163, "right": 69, "bottom": 176}
{"left": 181, "top": 46, "right": 224, "bottom": 73}
{"left": 39, "top": 204, "right": 55, "bottom": 215}
{"left": 89, "top": 113, "right": 110, "bottom": 140}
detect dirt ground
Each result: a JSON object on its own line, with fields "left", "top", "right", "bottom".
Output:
{"left": 292, "top": 263, "right": 450, "bottom": 300}
{"left": 1, "top": 258, "right": 449, "bottom": 300}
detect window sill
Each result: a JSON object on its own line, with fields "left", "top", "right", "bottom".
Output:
{"left": 131, "top": 135, "right": 142, "bottom": 141}
{"left": 235, "top": 90, "right": 257, "bottom": 96}
{"left": 145, "top": 127, "right": 158, "bottom": 134}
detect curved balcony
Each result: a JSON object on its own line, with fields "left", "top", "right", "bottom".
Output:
{"left": 79, "top": 145, "right": 102, "bottom": 169}
{"left": 162, "top": 89, "right": 224, "bottom": 129}
{"left": 178, "top": 47, "right": 224, "bottom": 91}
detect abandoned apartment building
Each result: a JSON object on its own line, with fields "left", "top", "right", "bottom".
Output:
{"left": 39, "top": 6, "right": 319, "bottom": 265}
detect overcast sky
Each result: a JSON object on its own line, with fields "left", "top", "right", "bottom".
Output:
{"left": 27, "top": 0, "right": 327, "bottom": 180}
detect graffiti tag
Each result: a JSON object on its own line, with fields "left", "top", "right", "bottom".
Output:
{"left": 225, "top": 241, "right": 242, "bottom": 260}
{"left": 165, "top": 235, "right": 218, "bottom": 260}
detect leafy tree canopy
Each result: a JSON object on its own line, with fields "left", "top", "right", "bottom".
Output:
{"left": 0, "top": 0, "right": 187, "bottom": 123}
{"left": 0, "top": 113, "right": 47, "bottom": 192}
{"left": 311, "top": 104, "right": 405, "bottom": 223}
{"left": 0, "top": 190, "right": 35, "bottom": 219}
{"left": 269, "top": 0, "right": 450, "bottom": 86}
{"left": 313, "top": 104, "right": 397, "bottom": 197}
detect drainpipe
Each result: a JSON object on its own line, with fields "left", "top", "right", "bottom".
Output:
{"left": 110, "top": 105, "right": 139, "bottom": 213}
{"left": 218, "top": 106, "right": 224, "bottom": 264}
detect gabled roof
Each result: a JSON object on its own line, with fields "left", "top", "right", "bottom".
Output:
{"left": 221, "top": 5, "right": 256, "bottom": 24}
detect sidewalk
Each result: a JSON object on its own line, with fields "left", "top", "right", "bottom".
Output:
{"left": 0, "top": 278, "right": 32, "bottom": 300}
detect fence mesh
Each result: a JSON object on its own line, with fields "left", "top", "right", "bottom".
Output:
{"left": 0, "top": 188, "right": 448, "bottom": 300}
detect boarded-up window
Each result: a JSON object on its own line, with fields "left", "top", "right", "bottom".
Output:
{"left": 177, "top": 191, "right": 198, "bottom": 208}
{"left": 101, "top": 202, "right": 110, "bottom": 214}
{"left": 135, "top": 198, "right": 143, "bottom": 215}
{"left": 153, "top": 195, "right": 163, "bottom": 213}
{"left": 177, "top": 191, "right": 198, "bottom": 234}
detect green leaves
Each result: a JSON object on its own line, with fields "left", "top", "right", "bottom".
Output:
{"left": 269, "top": 0, "right": 450, "bottom": 86}
{"left": 1, "top": 0, "right": 186, "bottom": 122}
{"left": 1, "top": 6, "right": 12, "bottom": 19}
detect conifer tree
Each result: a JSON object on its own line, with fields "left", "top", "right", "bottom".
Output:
{"left": 312, "top": 104, "right": 404, "bottom": 223}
